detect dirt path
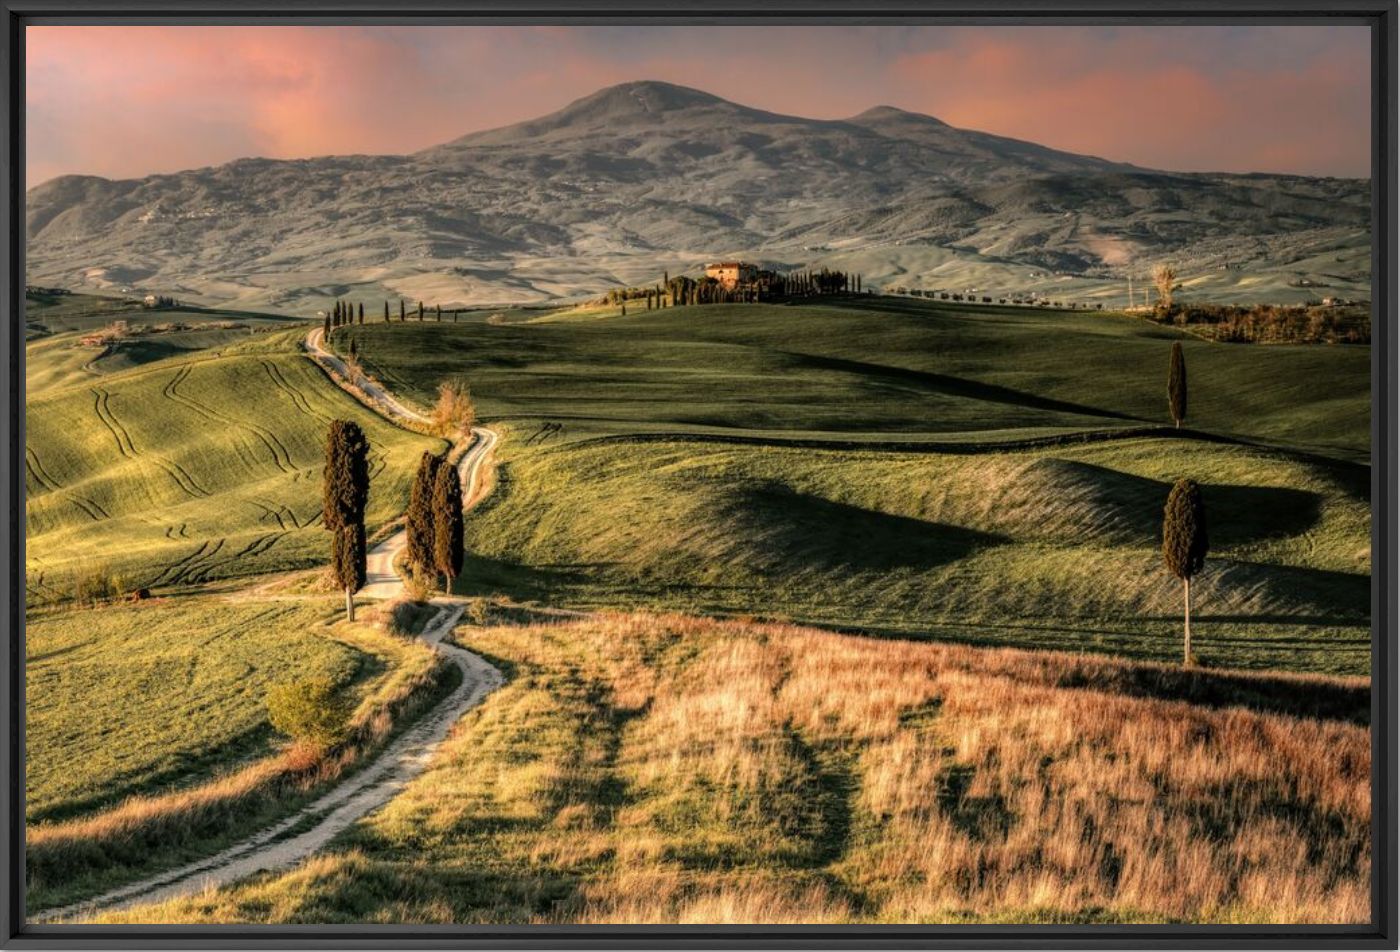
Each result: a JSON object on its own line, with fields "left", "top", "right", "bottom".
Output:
{"left": 45, "top": 600, "right": 502, "bottom": 921}
{"left": 362, "top": 427, "right": 497, "bottom": 601}
{"left": 40, "top": 329, "right": 505, "bottom": 921}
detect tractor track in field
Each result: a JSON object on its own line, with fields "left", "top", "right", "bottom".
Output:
{"left": 26, "top": 446, "right": 109, "bottom": 521}
{"left": 93, "top": 384, "right": 214, "bottom": 499}
{"left": 162, "top": 365, "right": 296, "bottom": 474}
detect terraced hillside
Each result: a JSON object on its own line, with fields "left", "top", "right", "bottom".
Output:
{"left": 25, "top": 330, "right": 444, "bottom": 596}
{"left": 346, "top": 297, "right": 1371, "bottom": 674}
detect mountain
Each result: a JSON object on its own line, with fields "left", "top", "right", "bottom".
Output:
{"left": 25, "top": 80, "right": 1372, "bottom": 310}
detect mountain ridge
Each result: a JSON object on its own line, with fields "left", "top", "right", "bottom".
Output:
{"left": 25, "top": 80, "right": 1371, "bottom": 310}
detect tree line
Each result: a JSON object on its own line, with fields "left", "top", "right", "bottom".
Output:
{"left": 323, "top": 299, "right": 464, "bottom": 339}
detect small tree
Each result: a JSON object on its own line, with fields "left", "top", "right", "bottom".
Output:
{"left": 406, "top": 452, "right": 442, "bottom": 582}
{"left": 1153, "top": 264, "right": 1178, "bottom": 311}
{"left": 1162, "top": 478, "right": 1209, "bottom": 666}
{"left": 267, "top": 678, "right": 353, "bottom": 754}
{"left": 432, "top": 458, "right": 465, "bottom": 591}
{"left": 1168, "top": 341, "right": 1187, "bottom": 429}
{"left": 323, "top": 420, "right": 369, "bottom": 620}
{"left": 431, "top": 377, "right": 476, "bottom": 439}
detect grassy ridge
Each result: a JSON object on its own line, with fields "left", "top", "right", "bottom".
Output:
{"left": 345, "top": 299, "right": 1370, "bottom": 461}
{"left": 459, "top": 436, "right": 1369, "bottom": 674}
{"left": 345, "top": 298, "right": 1370, "bottom": 674}
{"left": 25, "top": 339, "right": 444, "bottom": 594}
{"left": 98, "top": 613, "right": 1369, "bottom": 925}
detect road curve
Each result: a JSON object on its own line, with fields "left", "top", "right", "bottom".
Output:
{"left": 38, "top": 328, "right": 505, "bottom": 921}
{"left": 362, "top": 427, "right": 498, "bottom": 600}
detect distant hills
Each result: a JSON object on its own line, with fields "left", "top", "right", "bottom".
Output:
{"left": 25, "top": 80, "right": 1372, "bottom": 311}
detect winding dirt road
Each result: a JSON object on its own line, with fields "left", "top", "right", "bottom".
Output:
{"left": 41, "top": 327, "right": 503, "bottom": 921}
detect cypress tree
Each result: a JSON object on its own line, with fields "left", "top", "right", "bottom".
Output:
{"left": 1162, "top": 478, "right": 1209, "bottom": 665}
{"left": 1168, "top": 341, "right": 1187, "bottom": 429}
{"left": 323, "top": 311, "right": 331, "bottom": 338}
{"left": 358, "top": 302, "right": 364, "bottom": 324}
{"left": 405, "top": 452, "right": 442, "bottom": 583}
{"left": 417, "top": 301, "right": 424, "bottom": 322}
{"left": 384, "top": 300, "right": 390, "bottom": 323}
{"left": 323, "top": 420, "right": 369, "bottom": 621}
{"left": 431, "top": 458, "right": 465, "bottom": 592}
{"left": 436, "top": 304, "right": 442, "bottom": 322}
{"left": 400, "top": 299, "right": 406, "bottom": 322}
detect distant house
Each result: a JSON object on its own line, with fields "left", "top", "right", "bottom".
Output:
{"left": 144, "top": 294, "right": 159, "bottom": 307}
{"left": 705, "top": 261, "right": 758, "bottom": 290}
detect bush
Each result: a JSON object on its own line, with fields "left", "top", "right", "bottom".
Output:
{"left": 265, "top": 678, "right": 353, "bottom": 752}
{"left": 69, "top": 563, "right": 123, "bottom": 606}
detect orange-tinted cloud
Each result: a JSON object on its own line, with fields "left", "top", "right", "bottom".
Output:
{"left": 25, "top": 25, "right": 1371, "bottom": 187}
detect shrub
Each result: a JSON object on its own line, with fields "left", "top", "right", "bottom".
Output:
{"left": 265, "top": 678, "right": 353, "bottom": 752}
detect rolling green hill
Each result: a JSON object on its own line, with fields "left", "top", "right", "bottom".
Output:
{"left": 345, "top": 298, "right": 1370, "bottom": 462}
{"left": 346, "top": 297, "right": 1371, "bottom": 674}
{"left": 25, "top": 333, "right": 444, "bottom": 597}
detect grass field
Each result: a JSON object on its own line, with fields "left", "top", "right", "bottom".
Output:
{"left": 25, "top": 594, "right": 454, "bottom": 912}
{"left": 344, "top": 298, "right": 1370, "bottom": 461}
{"left": 344, "top": 297, "right": 1371, "bottom": 675}
{"left": 25, "top": 330, "right": 444, "bottom": 596}
{"left": 26, "top": 597, "right": 363, "bottom": 824}
{"left": 100, "top": 612, "right": 1370, "bottom": 925}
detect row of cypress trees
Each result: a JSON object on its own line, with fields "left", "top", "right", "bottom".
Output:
{"left": 325, "top": 300, "right": 462, "bottom": 339}
{"left": 321, "top": 424, "right": 466, "bottom": 621}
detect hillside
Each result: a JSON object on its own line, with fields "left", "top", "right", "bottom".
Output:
{"left": 25, "top": 327, "right": 443, "bottom": 596}
{"left": 94, "top": 612, "right": 1371, "bottom": 925}
{"left": 343, "top": 299, "right": 1371, "bottom": 674}
{"left": 25, "top": 81, "right": 1371, "bottom": 311}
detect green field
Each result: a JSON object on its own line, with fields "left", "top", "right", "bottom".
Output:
{"left": 25, "top": 330, "right": 444, "bottom": 596}
{"left": 345, "top": 298, "right": 1370, "bottom": 461}
{"left": 26, "top": 597, "right": 361, "bottom": 824}
{"left": 344, "top": 298, "right": 1372, "bottom": 674}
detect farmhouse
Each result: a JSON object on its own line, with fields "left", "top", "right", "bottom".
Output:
{"left": 705, "top": 261, "right": 758, "bottom": 290}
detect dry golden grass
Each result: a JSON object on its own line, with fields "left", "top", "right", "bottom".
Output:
{"left": 99, "top": 612, "right": 1370, "bottom": 925}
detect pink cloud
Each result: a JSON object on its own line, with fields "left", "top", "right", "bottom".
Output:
{"left": 25, "top": 25, "right": 1371, "bottom": 187}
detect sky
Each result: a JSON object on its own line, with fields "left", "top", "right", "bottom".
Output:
{"left": 26, "top": 24, "right": 1371, "bottom": 187}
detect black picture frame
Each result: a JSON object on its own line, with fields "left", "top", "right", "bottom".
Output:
{"left": 1, "top": 2, "right": 1394, "bottom": 948}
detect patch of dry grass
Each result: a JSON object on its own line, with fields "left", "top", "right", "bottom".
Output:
{"left": 100, "top": 612, "right": 1370, "bottom": 925}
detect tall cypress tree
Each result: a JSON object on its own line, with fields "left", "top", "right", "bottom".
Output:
{"left": 400, "top": 299, "right": 406, "bottom": 322}
{"left": 384, "top": 300, "right": 390, "bottom": 323}
{"left": 1168, "top": 342, "right": 1187, "bottom": 429}
{"left": 358, "top": 302, "right": 364, "bottom": 325}
{"left": 436, "top": 304, "right": 442, "bottom": 322}
{"left": 417, "top": 301, "right": 425, "bottom": 322}
{"left": 323, "top": 311, "right": 331, "bottom": 338}
{"left": 431, "top": 458, "right": 465, "bottom": 592}
{"left": 1162, "top": 478, "right": 1209, "bottom": 665}
{"left": 406, "top": 452, "right": 442, "bottom": 583}
{"left": 323, "top": 420, "right": 369, "bottom": 620}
